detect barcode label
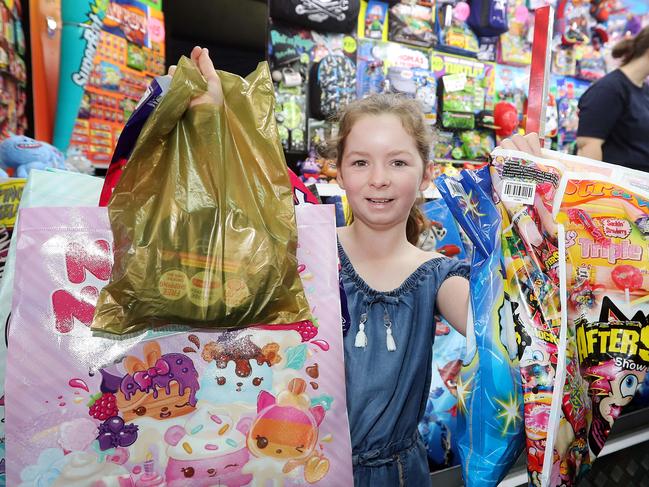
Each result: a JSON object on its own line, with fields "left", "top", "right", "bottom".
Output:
{"left": 501, "top": 180, "right": 536, "bottom": 204}
{"left": 446, "top": 178, "right": 465, "bottom": 198}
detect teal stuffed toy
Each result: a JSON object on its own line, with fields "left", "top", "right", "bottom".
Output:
{"left": 0, "top": 135, "right": 66, "bottom": 178}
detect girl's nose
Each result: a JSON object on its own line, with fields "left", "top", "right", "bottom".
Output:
{"left": 369, "top": 165, "right": 390, "bottom": 188}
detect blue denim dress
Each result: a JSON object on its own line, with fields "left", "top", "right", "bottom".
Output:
{"left": 338, "top": 242, "right": 469, "bottom": 487}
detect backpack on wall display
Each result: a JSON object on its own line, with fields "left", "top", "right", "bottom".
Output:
{"left": 271, "top": 0, "right": 361, "bottom": 33}
{"left": 467, "top": 0, "right": 509, "bottom": 37}
{"left": 310, "top": 54, "right": 357, "bottom": 119}
{"left": 386, "top": 66, "right": 438, "bottom": 124}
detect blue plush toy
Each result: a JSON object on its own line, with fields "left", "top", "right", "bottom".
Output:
{"left": 0, "top": 135, "right": 66, "bottom": 178}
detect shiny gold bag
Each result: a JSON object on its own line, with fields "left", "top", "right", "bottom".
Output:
{"left": 92, "top": 57, "right": 312, "bottom": 335}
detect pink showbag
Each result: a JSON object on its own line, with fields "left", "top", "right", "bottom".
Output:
{"left": 6, "top": 205, "right": 352, "bottom": 487}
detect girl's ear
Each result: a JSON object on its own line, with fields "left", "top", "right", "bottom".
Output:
{"left": 419, "top": 161, "right": 434, "bottom": 192}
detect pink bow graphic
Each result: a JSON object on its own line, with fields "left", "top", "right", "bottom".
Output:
{"left": 133, "top": 359, "right": 170, "bottom": 390}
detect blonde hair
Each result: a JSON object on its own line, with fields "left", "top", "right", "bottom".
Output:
{"left": 612, "top": 26, "right": 649, "bottom": 65}
{"left": 323, "top": 94, "right": 433, "bottom": 245}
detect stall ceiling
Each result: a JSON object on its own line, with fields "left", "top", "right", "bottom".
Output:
{"left": 165, "top": 0, "right": 267, "bottom": 51}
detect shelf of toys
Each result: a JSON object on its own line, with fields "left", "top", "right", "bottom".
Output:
{"left": 0, "top": 0, "right": 28, "bottom": 139}
{"left": 55, "top": 0, "right": 166, "bottom": 170}
{"left": 267, "top": 0, "right": 649, "bottom": 196}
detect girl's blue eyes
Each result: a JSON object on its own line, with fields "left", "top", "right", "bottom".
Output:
{"left": 350, "top": 160, "right": 408, "bottom": 167}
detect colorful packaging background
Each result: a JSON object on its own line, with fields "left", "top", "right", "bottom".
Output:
{"left": 6, "top": 204, "right": 353, "bottom": 486}
{"left": 53, "top": 0, "right": 108, "bottom": 152}
{"left": 552, "top": 176, "right": 649, "bottom": 485}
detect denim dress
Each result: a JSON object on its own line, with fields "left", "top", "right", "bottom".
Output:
{"left": 338, "top": 242, "right": 469, "bottom": 487}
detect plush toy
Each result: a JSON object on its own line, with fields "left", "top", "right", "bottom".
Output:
{"left": 0, "top": 135, "right": 66, "bottom": 178}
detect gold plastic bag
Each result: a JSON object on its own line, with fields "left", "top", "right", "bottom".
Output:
{"left": 92, "top": 57, "right": 312, "bottom": 335}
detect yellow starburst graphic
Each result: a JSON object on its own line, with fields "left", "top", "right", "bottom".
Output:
{"left": 495, "top": 393, "right": 522, "bottom": 435}
{"left": 459, "top": 190, "right": 486, "bottom": 218}
{"left": 456, "top": 373, "right": 474, "bottom": 415}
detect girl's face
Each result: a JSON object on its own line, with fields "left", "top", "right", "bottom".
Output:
{"left": 337, "top": 114, "right": 431, "bottom": 232}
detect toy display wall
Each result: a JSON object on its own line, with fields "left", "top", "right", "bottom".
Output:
{"left": 14, "top": 0, "right": 166, "bottom": 174}
{"left": 267, "top": 0, "right": 649, "bottom": 190}
{"left": 0, "top": 0, "right": 28, "bottom": 139}
{"left": 60, "top": 0, "right": 166, "bottom": 170}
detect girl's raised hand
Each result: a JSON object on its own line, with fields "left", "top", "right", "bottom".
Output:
{"left": 498, "top": 132, "right": 542, "bottom": 157}
{"left": 167, "top": 46, "right": 224, "bottom": 108}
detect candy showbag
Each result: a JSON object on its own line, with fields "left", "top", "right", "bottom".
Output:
{"left": 551, "top": 174, "right": 649, "bottom": 485}
{"left": 418, "top": 198, "right": 468, "bottom": 469}
{"left": 419, "top": 320, "right": 466, "bottom": 470}
{"left": 489, "top": 149, "right": 569, "bottom": 486}
{"left": 489, "top": 149, "right": 649, "bottom": 486}
{"left": 419, "top": 198, "right": 468, "bottom": 259}
{"left": 0, "top": 170, "right": 103, "bottom": 485}
{"left": 93, "top": 57, "right": 311, "bottom": 335}
{"left": 6, "top": 205, "right": 353, "bottom": 486}
{"left": 437, "top": 168, "right": 524, "bottom": 487}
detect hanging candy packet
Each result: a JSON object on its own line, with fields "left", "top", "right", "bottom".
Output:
{"left": 489, "top": 148, "right": 570, "bottom": 487}
{"left": 551, "top": 173, "right": 649, "bottom": 485}
{"left": 437, "top": 167, "right": 523, "bottom": 487}
{"left": 6, "top": 205, "right": 353, "bottom": 486}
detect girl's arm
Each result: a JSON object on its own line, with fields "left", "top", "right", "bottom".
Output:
{"left": 436, "top": 276, "right": 470, "bottom": 336}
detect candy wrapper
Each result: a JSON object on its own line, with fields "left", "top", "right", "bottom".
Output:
{"left": 93, "top": 57, "right": 311, "bottom": 334}
{"left": 437, "top": 167, "right": 524, "bottom": 487}
{"left": 551, "top": 173, "right": 649, "bottom": 484}
{"left": 489, "top": 149, "right": 568, "bottom": 486}
{"left": 6, "top": 205, "right": 353, "bottom": 487}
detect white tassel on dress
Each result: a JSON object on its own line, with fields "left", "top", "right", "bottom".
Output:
{"left": 354, "top": 313, "right": 368, "bottom": 348}
{"left": 385, "top": 326, "right": 397, "bottom": 352}
{"left": 383, "top": 309, "right": 397, "bottom": 351}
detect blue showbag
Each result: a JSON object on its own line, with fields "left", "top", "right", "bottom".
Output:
{"left": 419, "top": 318, "right": 467, "bottom": 469}
{"left": 418, "top": 197, "right": 468, "bottom": 469}
{"left": 436, "top": 167, "right": 524, "bottom": 487}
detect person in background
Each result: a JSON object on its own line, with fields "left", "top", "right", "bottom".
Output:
{"left": 576, "top": 26, "right": 649, "bottom": 171}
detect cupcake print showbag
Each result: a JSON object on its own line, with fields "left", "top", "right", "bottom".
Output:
{"left": 6, "top": 205, "right": 352, "bottom": 486}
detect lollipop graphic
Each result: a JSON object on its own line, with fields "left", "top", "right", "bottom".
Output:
{"left": 611, "top": 265, "right": 643, "bottom": 303}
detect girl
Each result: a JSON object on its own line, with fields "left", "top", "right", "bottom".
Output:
{"left": 179, "top": 46, "right": 539, "bottom": 486}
